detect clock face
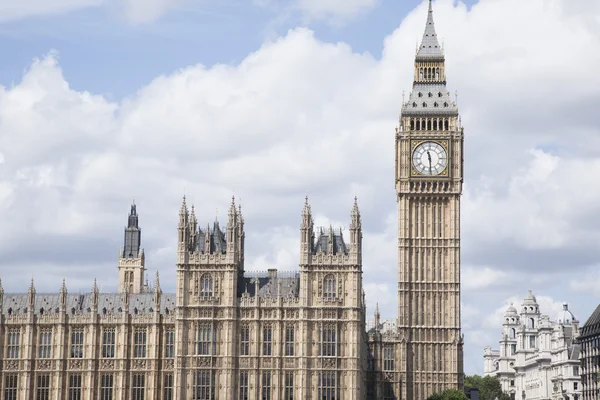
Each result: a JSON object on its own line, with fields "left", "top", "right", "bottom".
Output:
{"left": 412, "top": 141, "right": 447, "bottom": 176}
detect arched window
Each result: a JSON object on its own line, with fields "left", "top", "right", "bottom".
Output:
{"left": 323, "top": 274, "right": 336, "bottom": 299}
{"left": 419, "top": 68, "right": 423, "bottom": 80}
{"left": 444, "top": 120, "right": 449, "bottom": 130}
{"left": 416, "top": 120, "right": 421, "bottom": 130}
{"left": 510, "top": 328, "right": 516, "bottom": 339}
{"left": 528, "top": 318, "right": 535, "bottom": 329}
{"left": 200, "top": 274, "right": 213, "bottom": 298}
{"left": 434, "top": 102, "right": 438, "bottom": 108}
{"left": 418, "top": 92, "right": 423, "bottom": 98}
{"left": 410, "top": 119, "right": 415, "bottom": 130}
{"left": 427, "top": 119, "right": 432, "bottom": 130}
{"left": 422, "top": 102, "right": 427, "bottom": 108}
{"left": 435, "top": 68, "right": 440, "bottom": 80}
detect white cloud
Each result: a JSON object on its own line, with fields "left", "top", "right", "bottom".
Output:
{"left": 0, "top": 0, "right": 103, "bottom": 21}
{"left": 294, "top": 0, "right": 378, "bottom": 24}
{"left": 463, "top": 266, "right": 509, "bottom": 291}
{"left": 121, "top": 0, "right": 185, "bottom": 24}
{"left": 0, "top": 0, "right": 599, "bottom": 376}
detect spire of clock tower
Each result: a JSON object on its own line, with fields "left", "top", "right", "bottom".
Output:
{"left": 416, "top": 0, "right": 443, "bottom": 61}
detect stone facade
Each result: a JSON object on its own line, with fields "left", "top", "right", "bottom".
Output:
{"left": 0, "top": 197, "right": 368, "bottom": 400}
{"left": 483, "top": 291, "right": 582, "bottom": 400}
{"left": 0, "top": 2, "right": 463, "bottom": 399}
{"left": 365, "top": 1, "right": 466, "bottom": 399}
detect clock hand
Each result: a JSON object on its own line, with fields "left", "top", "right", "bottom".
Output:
{"left": 427, "top": 151, "right": 432, "bottom": 174}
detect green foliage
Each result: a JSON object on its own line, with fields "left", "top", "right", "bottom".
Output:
{"left": 464, "top": 374, "right": 511, "bottom": 400}
{"left": 427, "top": 388, "right": 468, "bottom": 400}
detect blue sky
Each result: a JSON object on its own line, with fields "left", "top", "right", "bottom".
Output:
{"left": 0, "top": 0, "right": 475, "bottom": 98}
{"left": 0, "top": 0, "right": 599, "bottom": 378}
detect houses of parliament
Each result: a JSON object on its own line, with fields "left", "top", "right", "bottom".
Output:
{"left": 0, "top": 1, "right": 464, "bottom": 399}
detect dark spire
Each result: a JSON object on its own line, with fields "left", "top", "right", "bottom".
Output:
{"left": 123, "top": 202, "right": 141, "bottom": 258}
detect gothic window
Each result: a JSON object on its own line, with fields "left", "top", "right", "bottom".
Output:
{"left": 443, "top": 102, "right": 448, "bottom": 107}
{"left": 510, "top": 328, "right": 516, "bottom": 339}
{"left": 412, "top": 102, "right": 417, "bottom": 108}
{"left": 102, "top": 328, "right": 116, "bottom": 358}
{"left": 165, "top": 329, "right": 175, "bottom": 358}
{"left": 100, "top": 374, "right": 114, "bottom": 400}
{"left": 427, "top": 119, "right": 432, "bottom": 130}
{"left": 193, "top": 370, "right": 214, "bottom": 400}
{"left": 284, "top": 372, "right": 294, "bottom": 400}
{"left": 262, "top": 372, "right": 272, "bottom": 400}
{"left": 434, "top": 102, "right": 439, "bottom": 108}
{"left": 318, "top": 371, "right": 338, "bottom": 400}
{"left": 528, "top": 318, "right": 535, "bottom": 329}
{"left": 416, "top": 120, "right": 421, "bottom": 130}
{"left": 200, "top": 274, "right": 213, "bottom": 298}
{"left": 36, "top": 374, "right": 50, "bottom": 400}
{"left": 38, "top": 329, "right": 52, "bottom": 359}
{"left": 163, "top": 374, "right": 173, "bottom": 400}
{"left": 4, "top": 375, "right": 17, "bottom": 400}
{"left": 418, "top": 92, "right": 423, "bottom": 97}
{"left": 195, "top": 324, "right": 214, "bottom": 355}
{"left": 444, "top": 119, "right": 449, "bottom": 130}
{"left": 410, "top": 119, "right": 415, "bottom": 130}
{"left": 262, "top": 325, "right": 272, "bottom": 356}
{"left": 428, "top": 92, "right": 433, "bottom": 97}
{"left": 70, "top": 329, "right": 84, "bottom": 358}
{"left": 419, "top": 68, "right": 423, "bottom": 80}
{"left": 422, "top": 102, "right": 427, "bottom": 108}
{"left": 132, "top": 374, "right": 145, "bottom": 400}
{"left": 240, "top": 325, "right": 250, "bottom": 356}
{"left": 239, "top": 371, "right": 249, "bottom": 400}
{"left": 285, "top": 325, "right": 295, "bottom": 356}
{"left": 68, "top": 374, "right": 82, "bottom": 400}
{"left": 320, "top": 325, "right": 337, "bottom": 357}
{"left": 435, "top": 68, "right": 440, "bottom": 80}
{"left": 510, "top": 344, "right": 516, "bottom": 355}
{"left": 133, "top": 328, "right": 147, "bottom": 358}
{"left": 529, "top": 335, "right": 536, "bottom": 349}
{"left": 384, "top": 345, "right": 395, "bottom": 371}
{"left": 323, "top": 274, "right": 336, "bottom": 299}
{"left": 6, "top": 329, "right": 20, "bottom": 359}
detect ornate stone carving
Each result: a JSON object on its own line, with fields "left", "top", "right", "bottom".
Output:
{"left": 164, "top": 359, "right": 174, "bottom": 370}
{"left": 195, "top": 357, "right": 211, "bottom": 368}
{"left": 322, "top": 358, "right": 336, "bottom": 369}
{"left": 5, "top": 360, "right": 18, "bottom": 371}
{"left": 69, "top": 359, "right": 83, "bottom": 370}
{"left": 38, "top": 360, "right": 51, "bottom": 370}
{"left": 133, "top": 359, "right": 146, "bottom": 369}
{"left": 100, "top": 359, "right": 114, "bottom": 370}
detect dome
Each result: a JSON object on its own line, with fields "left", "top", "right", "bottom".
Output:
{"left": 522, "top": 289, "right": 538, "bottom": 305}
{"left": 505, "top": 303, "right": 518, "bottom": 316}
{"left": 556, "top": 303, "right": 577, "bottom": 325}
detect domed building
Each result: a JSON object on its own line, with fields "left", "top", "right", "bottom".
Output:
{"left": 484, "top": 291, "right": 582, "bottom": 400}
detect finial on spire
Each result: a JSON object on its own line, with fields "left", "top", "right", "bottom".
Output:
{"left": 93, "top": 278, "right": 98, "bottom": 292}
{"left": 429, "top": 0, "right": 433, "bottom": 12}
{"left": 416, "top": 0, "right": 443, "bottom": 60}
{"left": 60, "top": 278, "right": 67, "bottom": 292}
{"left": 29, "top": 277, "right": 35, "bottom": 291}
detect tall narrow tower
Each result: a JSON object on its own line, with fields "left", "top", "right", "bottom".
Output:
{"left": 396, "top": 1, "right": 464, "bottom": 398}
{"left": 117, "top": 203, "right": 146, "bottom": 293}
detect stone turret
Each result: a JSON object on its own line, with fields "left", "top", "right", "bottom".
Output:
{"left": 118, "top": 203, "right": 146, "bottom": 294}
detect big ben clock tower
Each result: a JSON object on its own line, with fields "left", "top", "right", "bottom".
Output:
{"left": 395, "top": 1, "right": 464, "bottom": 398}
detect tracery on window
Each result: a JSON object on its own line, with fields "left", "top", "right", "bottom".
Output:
{"left": 323, "top": 274, "right": 336, "bottom": 299}
{"left": 200, "top": 274, "right": 213, "bottom": 298}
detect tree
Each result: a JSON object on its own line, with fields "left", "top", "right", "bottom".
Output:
{"left": 464, "top": 374, "right": 511, "bottom": 400}
{"left": 427, "top": 389, "right": 469, "bottom": 400}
